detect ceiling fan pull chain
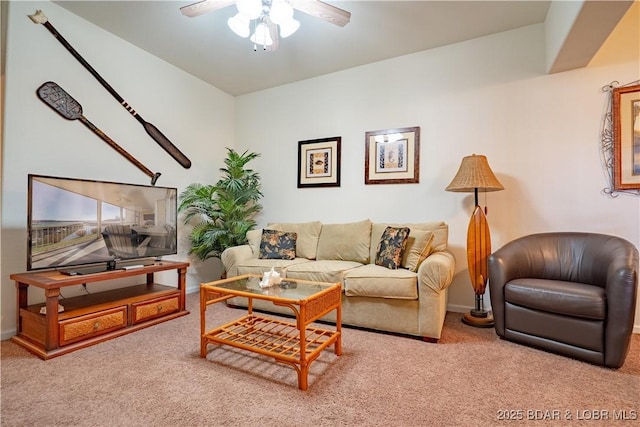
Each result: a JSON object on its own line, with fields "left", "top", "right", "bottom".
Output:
{"left": 262, "top": 18, "right": 268, "bottom": 50}
{"left": 252, "top": 17, "right": 257, "bottom": 51}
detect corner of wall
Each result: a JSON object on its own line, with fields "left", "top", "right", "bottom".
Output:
{"left": 544, "top": 0, "right": 584, "bottom": 72}
{"left": 0, "top": 1, "right": 6, "bottom": 335}
{"left": 545, "top": 0, "right": 634, "bottom": 73}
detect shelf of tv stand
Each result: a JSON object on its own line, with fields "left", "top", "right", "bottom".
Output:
{"left": 10, "top": 260, "right": 189, "bottom": 360}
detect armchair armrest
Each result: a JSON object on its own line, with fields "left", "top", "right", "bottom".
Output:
{"left": 487, "top": 236, "right": 556, "bottom": 336}
{"left": 604, "top": 249, "right": 638, "bottom": 367}
{"left": 488, "top": 243, "right": 530, "bottom": 337}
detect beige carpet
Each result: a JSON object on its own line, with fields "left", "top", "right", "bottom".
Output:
{"left": 1, "top": 292, "right": 639, "bottom": 426}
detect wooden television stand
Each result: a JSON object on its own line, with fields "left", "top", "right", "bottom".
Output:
{"left": 11, "top": 260, "right": 189, "bottom": 360}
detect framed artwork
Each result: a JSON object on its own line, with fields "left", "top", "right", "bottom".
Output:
{"left": 365, "top": 126, "right": 420, "bottom": 184}
{"left": 297, "top": 137, "right": 341, "bottom": 188}
{"left": 613, "top": 84, "right": 640, "bottom": 191}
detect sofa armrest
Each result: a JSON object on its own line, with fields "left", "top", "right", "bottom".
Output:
{"left": 417, "top": 250, "right": 455, "bottom": 294}
{"left": 221, "top": 244, "right": 254, "bottom": 278}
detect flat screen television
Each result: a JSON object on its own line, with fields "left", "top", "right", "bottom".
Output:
{"left": 27, "top": 174, "right": 178, "bottom": 274}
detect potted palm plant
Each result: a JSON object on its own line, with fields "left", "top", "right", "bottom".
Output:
{"left": 178, "top": 148, "right": 262, "bottom": 262}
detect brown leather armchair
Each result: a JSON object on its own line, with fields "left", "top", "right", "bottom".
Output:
{"left": 488, "top": 232, "right": 638, "bottom": 368}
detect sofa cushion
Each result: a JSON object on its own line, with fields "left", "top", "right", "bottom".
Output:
{"left": 375, "top": 226, "right": 410, "bottom": 269}
{"left": 236, "top": 258, "right": 311, "bottom": 276}
{"left": 246, "top": 228, "right": 263, "bottom": 256}
{"left": 286, "top": 260, "right": 363, "bottom": 284}
{"left": 343, "top": 264, "right": 418, "bottom": 299}
{"left": 267, "top": 221, "right": 322, "bottom": 259}
{"left": 259, "top": 230, "right": 297, "bottom": 260}
{"left": 316, "top": 219, "right": 372, "bottom": 263}
{"left": 401, "top": 230, "right": 434, "bottom": 272}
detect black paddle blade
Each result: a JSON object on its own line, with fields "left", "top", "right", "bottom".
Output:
{"left": 37, "top": 81, "right": 83, "bottom": 120}
{"left": 143, "top": 122, "right": 192, "bottom": 169}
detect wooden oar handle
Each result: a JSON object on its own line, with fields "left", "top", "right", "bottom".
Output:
{"left": 80, "top": 117, "right": 161, "bottom": 185}
{"left": 36, "top": 81, "right": 161, "bottom": 185}
{"left": 29, "top": 10, "right": 125, "bottom": 104}
{"left": 28, "top": 9, "right": 192, "bottom": 170}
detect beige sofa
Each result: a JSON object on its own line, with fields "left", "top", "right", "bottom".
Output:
{"left": 220, "top": 219, "right": 455, "bottom": 341}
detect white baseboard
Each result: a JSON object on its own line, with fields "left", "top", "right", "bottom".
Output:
{"left": 2, "top": 329, "right": 16, "bottom": 341}
{"left": 446, "top": 304, "right": 470, "bottom": 314}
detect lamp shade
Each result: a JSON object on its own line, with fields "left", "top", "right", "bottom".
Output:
{"left": 445, "top": 154, "right": 504, "bottom": 193}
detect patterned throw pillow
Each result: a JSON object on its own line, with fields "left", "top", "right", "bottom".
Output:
{"left": 375, "top": 226, "right": 410, "bottom": 269}
{"left": 259, "top": 230, "right": 297, "bottom": 260}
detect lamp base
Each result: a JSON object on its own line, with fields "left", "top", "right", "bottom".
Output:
{"left": 462, "top": 310, "right": 494, "bottom": 328}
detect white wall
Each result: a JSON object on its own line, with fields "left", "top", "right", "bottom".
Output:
{"left": 235, "top": 17, "right": 640, "bottom": 327}
{"left": 2, "top": 1, "right": 639, "bottom": 339}
{"left": 1, "top": 1, "right": 234, "bottom": 338}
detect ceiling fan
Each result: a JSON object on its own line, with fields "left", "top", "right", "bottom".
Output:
{"left": 180, "top": 0, "right": 351, "bottom": 51}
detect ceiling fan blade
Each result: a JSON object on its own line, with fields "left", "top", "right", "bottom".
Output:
{"left": 289, "top": 0, "right": 351, "bottom": 27}
{"left": 180, "top": 0, "right": 236, "bottom": 18}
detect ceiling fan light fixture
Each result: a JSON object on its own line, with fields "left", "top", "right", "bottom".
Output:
{"left": 269, "top": 0, "right": 293, "bottom": 25}
{"left": 181, "top": 0, "right": 351, "bottom": 51}
{"left": 228, "top": 13, "right": 250, "bottom": 37}
{"left": 250, "top": 22, "right": 274, "bottom": 46}
{"left": 278, "top": 18, "right": 300, "bottom": 38}
{"left": 236, "top": 0, "right": 262, "bottom": 20}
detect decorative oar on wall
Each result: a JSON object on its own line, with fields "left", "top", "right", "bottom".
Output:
{"left": 37, "top": 81, "right": 162, "bottom": 186}
{"left": 28, "top": 9, "right": 192, "bottom": 170}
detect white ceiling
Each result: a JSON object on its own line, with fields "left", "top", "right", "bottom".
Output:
{"left": 53, "top": 1, "right": 552, "bottom": 96}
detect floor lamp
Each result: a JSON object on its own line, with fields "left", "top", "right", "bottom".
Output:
{"left": 446, "top": 154, "right": 504, "bottom": 327}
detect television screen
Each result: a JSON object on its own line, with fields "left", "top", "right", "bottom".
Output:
{"left": 27, "top": 174, "right": 178, "bottom": 272}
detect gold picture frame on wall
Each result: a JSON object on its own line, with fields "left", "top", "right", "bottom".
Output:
{"left": 365, "top": 126, "right": 420, "bottom": 184}
{"left": 297, "top": 137, "right": 341, "bottom": 188}
{"left": 612, "top": 83, "right": 640, "bottom": 191}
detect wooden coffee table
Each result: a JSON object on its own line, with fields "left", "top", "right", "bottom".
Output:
{"left": 200, "top": 274, "right": 342, "bottom": 390}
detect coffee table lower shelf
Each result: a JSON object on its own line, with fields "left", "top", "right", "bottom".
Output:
{"left": 201, "top": 314, "right": 340, "bottom": 390}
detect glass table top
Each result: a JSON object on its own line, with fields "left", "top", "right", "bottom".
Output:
{"left": 203, "top": 275, "right": 337, "bottom": 300}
